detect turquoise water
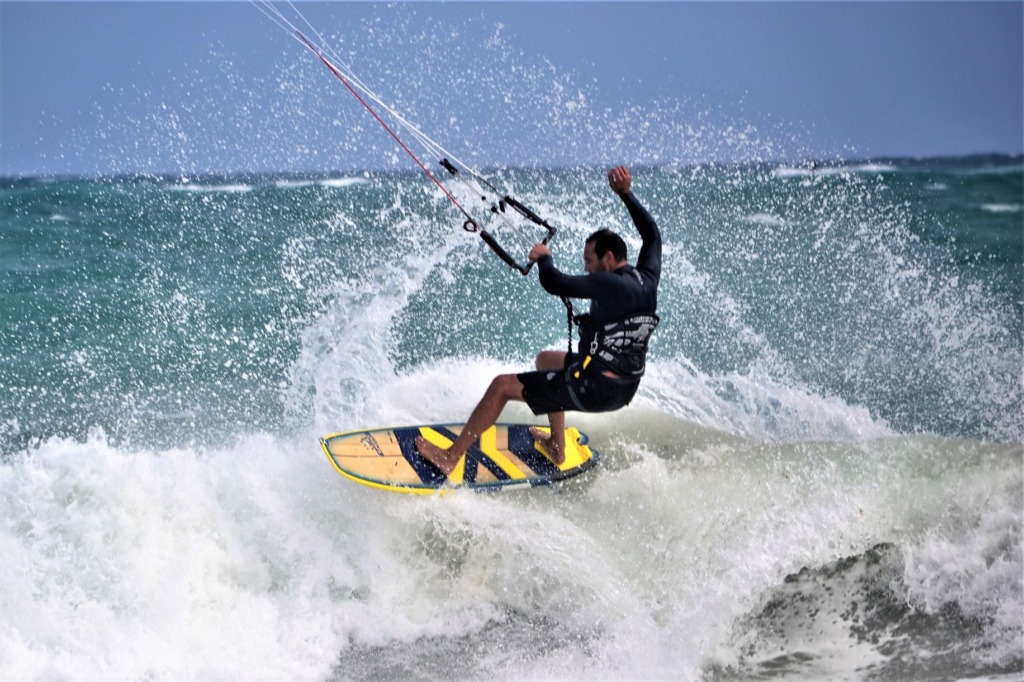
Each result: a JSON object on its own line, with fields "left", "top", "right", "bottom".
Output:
{"left": 1, "top": 157, "right": 1022, "bottom": 679}
{"left": 3, "top": 158, "right": 1021, "bottom": 449}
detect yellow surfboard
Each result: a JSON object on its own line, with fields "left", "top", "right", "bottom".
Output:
{"left": 320, "top": 423, "right": 598, "bottom": 494}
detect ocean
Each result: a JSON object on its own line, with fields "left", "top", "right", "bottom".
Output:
{"left": 1, "top": 157, "right": 1021, "bottom": 680}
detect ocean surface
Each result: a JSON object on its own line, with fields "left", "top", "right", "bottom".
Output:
{"left": 1, "top": 157, "right": 1022, "bottom": 680}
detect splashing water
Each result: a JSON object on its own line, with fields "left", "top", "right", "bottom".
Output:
{"left": 2, "top": 5, "right": 1021, "bottom": 680}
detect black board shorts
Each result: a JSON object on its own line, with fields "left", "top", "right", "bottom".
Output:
{"left": 518, "top": 353, "right": 640, "bottom": 416}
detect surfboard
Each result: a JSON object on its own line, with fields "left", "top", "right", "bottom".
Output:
{"left": 320, "top": 423, "right": 598, "bottom": 494}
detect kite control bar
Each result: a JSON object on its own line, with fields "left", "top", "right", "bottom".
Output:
{"left": 438, "top": 158, "right": 557, "bottom": 276}
{"left": 482, "top": 195, "right": 557, "bottom": 275}
{"left": 260, "top": 7, "right": 565, "bottom": 284}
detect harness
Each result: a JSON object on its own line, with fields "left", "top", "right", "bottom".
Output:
{"left": 573, "top": 312, "right": 660, "bottom": 378}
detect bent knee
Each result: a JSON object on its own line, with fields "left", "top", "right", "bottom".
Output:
{"left": 535, "top": 350, "right": 566, "bottom": 371}
{"left": 490, "top": 373, "right": 525, "bottom": 400}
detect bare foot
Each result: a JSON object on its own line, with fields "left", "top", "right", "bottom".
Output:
{"left": 529, "top": 427, "right": 565, "bottom": 466}
{"left": 414, "top": 436, "right": 461, "bottom": 475}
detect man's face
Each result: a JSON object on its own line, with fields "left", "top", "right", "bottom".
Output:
{"left": 583, "top": 241, "right": 605, "bottom": 274}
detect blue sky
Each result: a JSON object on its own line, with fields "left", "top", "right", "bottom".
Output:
{"left": 1, "top": 1, "right": 1021, "bottom": 176}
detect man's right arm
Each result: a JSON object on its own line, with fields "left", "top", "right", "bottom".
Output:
{"left": 536, "top": 255, "right": 603, "bottom": 299}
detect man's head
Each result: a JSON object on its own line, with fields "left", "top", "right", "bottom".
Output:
{"left": 584, "top": 229, "right": 628, "bottom": 274}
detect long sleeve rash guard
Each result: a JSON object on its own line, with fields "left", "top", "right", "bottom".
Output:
{"left": 535, "top": 191, "right": 661, "bottom": 325}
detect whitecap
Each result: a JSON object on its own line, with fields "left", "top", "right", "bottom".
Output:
{"left": 743, "top": 213, "right": 789, "bottom": 227}
{"left": 980, "top": 203, "right": 1021, "bottom": 213}
{"left": 167, "top": 183, "right": 253, "bottom": 193}
{"left": 772, "top": 164, "right": 878, "bottom": 179}
{"left": 964, "top": 163, "right": 1024, "bottom": 176}
{"left": 318, "top": 177, "right": 369, "bottom": 189}
{"left": 771, "top": 167, "right": 814, "bottom": 179}
{"left": 847, "top": 163, "right": 898, "bottom": 174}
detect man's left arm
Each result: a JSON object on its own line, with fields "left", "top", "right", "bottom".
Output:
{"left": 609, "top": 166, "right": 661, "bottom": 279}
{"left": 621, "top": 191, "right": 661, "bottom": 280}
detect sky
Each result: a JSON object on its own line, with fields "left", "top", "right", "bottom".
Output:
{"left": 1, "top": 1, "right": 1021, "bottom": 176}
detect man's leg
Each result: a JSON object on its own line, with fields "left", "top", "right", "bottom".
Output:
{"left": 529, "top": 350, "right": 567, "bottom": 464}
{"left": 415, "top": 373, "right": 524, "bottom": 475}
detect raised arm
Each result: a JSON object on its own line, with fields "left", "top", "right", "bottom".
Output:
{"left": 529, "top": 166, "right": 662, "bottom": 298}
{"left": 609, "top": 166, "right": 661, "bottom": 279}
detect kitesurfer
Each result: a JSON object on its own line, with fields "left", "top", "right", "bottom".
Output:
{"left": 416, "top": 165, "right": 662, "bottom": 472}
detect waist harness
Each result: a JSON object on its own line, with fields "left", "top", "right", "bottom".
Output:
{"left": 575, "top": 312, "right": 660, "bottom": 378}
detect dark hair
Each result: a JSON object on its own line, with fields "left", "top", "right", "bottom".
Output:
{"left": 586, "top": 229, "right": 627, "bottom": 262}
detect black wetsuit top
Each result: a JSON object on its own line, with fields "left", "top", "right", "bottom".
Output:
{"left": 534, "top": 191, "right": 662, "bottom": 375}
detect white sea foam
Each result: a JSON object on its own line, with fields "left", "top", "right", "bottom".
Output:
{"left": 4, "top": 2, "right": 1021, "bottom": 677}
{"left": 980, "top": 203, "right": 1022, "bottom": 213}
{"left": 773, "top": 162, "right": 898, "bottom": 179}
{"left": 167, "top": 183, "right": 253, "bottom": 193}
{"left": 771, "top": 166, "right": 817, "bottom": 179}
{"left": 319, "top": 177, "right": 369, "bottom": 189}
{"left": 0, "top": 429, "right": 358, "bottom": 680}
{"left": 271, "top": 177, "right": 368, "bottom": 189}
{"left": 2, "top": 355, "right": 1019, "bottom": 681}
{"left": 742, "top": 212, "right": 790, "bottom": 227}
{"left": 849, "top": 162, "right": 899, "bottom": 173}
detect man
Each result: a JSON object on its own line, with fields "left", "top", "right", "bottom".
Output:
{"left": 416, "top": 165, "right": 661, "bottom": 474}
